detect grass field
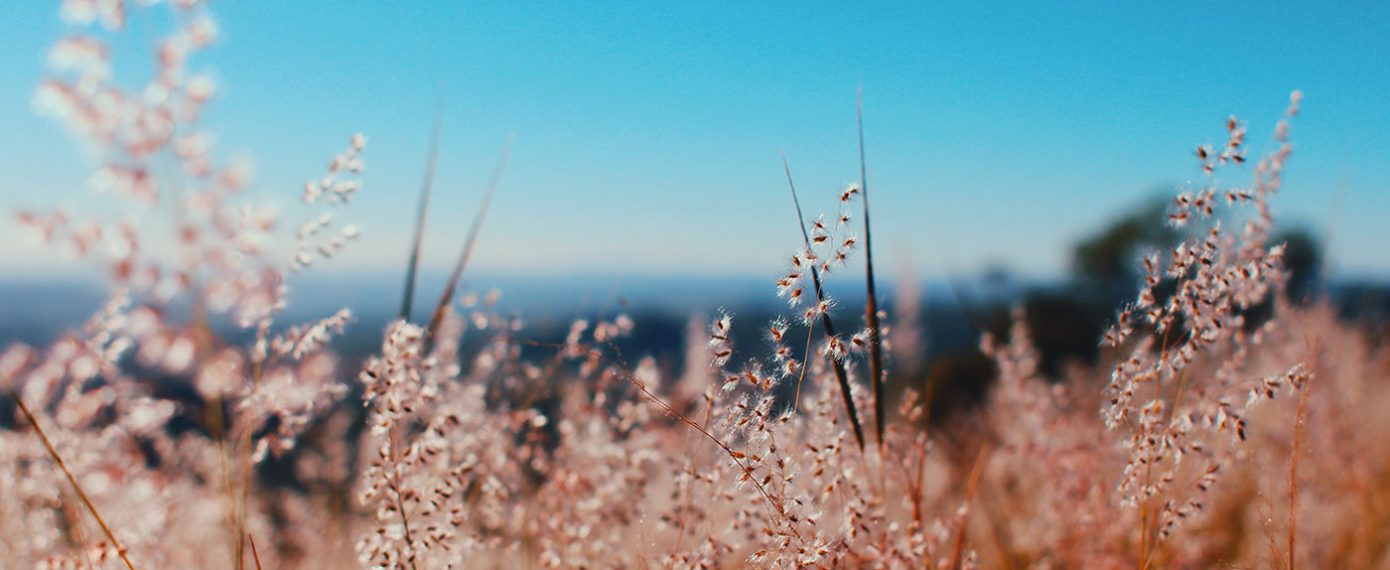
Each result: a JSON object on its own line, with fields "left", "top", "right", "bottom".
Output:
{"left": 4, "top": 2, "right": 1389, "bottom": 569}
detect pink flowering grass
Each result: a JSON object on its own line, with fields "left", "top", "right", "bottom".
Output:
{"left": 3, "top": 2, "right": 1389, "bottom": 569}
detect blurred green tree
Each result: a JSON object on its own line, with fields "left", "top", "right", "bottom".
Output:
{"left": 1071, "top": 195, "right": 1178, "bottom": 305}
{"left": 1273, "top": 227, "right": 1322, "bottom": 302}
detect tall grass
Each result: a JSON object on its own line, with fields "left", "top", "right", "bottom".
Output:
{"left": 3, "top": 2, "right": 1387, "bottom": 569}
{"left": 779, "top": 152, "right": 867, "bottom": 451}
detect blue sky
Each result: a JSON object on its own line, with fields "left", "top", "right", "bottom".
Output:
{"left": 2, "top": 1, "right": 1387, "bottom": 283}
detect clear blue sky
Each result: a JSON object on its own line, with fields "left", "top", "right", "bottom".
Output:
{"left": 2, "top": 1, "right": 1387, "bottom": 283}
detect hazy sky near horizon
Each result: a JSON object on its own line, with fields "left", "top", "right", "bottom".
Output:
{"left": 1, "top": 1, "right": 1387, "bottom": 283}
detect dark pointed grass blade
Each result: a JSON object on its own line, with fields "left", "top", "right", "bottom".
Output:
{"left": 781, "top": 151, "right": 867, "bottom": 451}
{"left": 858, "top": 87, "right": 887, "bottom": 449}
{"left": 424, "top": 138, "right": 513, "bottom": 348}
{"left": 399, "top": 98, "right": 444, "bottom": 321}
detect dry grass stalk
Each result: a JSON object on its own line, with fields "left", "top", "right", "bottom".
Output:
{"left": 11, "top": 392, "right": 137, "bottom": 570}
{"left": 249, "top": 533, "right": 264, "bottom": 570}
{"left": 1288, "top": 337, "right": 1315, "bottom": 570}
{"left": 951, "top": 445, "right": 989, "bottom": 570}
{"left": 8, "top": 3, "right": 1384, "bottom": 566}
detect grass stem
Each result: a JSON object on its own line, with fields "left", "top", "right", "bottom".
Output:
{"left": 780, "top": 151, "right": 867, "bottom": 451}
{"left": 399, "top": 99, "right": 445, "bottom": 321}
{"left": 857, "top": 88, "right": 888, "bottom": 449}
{"left": 425, "top": 138, "right": 513, "bottom": 350}
{"left": 12, "top": 392, "right": 137, "bottom": 570}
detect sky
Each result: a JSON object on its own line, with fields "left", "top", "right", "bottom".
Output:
{"left": 1, "top": 1, "right": 1387, "bottom": 286}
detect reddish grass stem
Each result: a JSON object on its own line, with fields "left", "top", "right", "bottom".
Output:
{"left": 12, "top": 392, "right": 137, "bottom": 570}
{"left": 1289, "top": 337, "right": 1316, "bottom": 570}
{"left": 247, "top": 533, "right": 264, "bottom": 570}
{"left": 950, "top": 445, "right": 988, "bottom": 570}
